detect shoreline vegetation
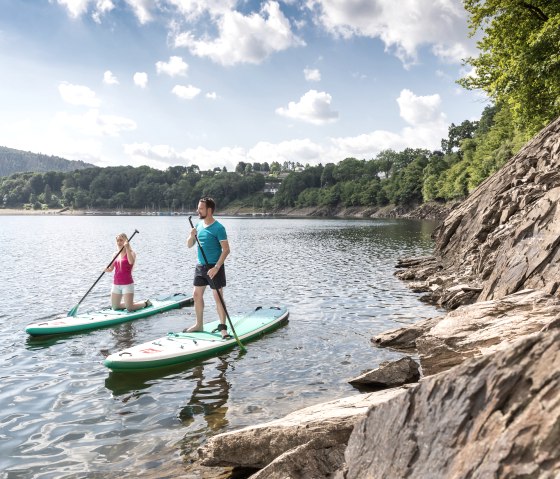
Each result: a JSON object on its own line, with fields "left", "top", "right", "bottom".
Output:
{"left": 0, "top": 200, "right": 452, "bottom": 222}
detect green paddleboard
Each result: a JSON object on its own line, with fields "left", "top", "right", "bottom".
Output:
{"left": 25, "top": 293, "right": 194, "bottom": 335}
{"left": 104, "top": 306, "right": 289, "bottom": 371}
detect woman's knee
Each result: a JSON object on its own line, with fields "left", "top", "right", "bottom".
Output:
{"left": 111, "top": 294, "right": 122, "bottom": 309}
{"left": 123, "top": 294, "right": 134, "bottom": 309}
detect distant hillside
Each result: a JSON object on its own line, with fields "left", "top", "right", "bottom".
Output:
{"left": 0, "top": 146, "right": 96, "bottom": 177}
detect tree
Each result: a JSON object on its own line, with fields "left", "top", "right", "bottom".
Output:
{"left": 375, "top": 150, "right": 397, "bottom": 178}
{"left": 43, "top": 184, "right": 52, "bottom": 205}
{"left": 235, "top": 162, "right": 247, "bottom": 174}
{"left": 333, "top": 158, "right": 365, "bottom": 182}
{"left": 459, "top": 1, "right": 560, "bottom": 135}
{"left": 441, "top": 120, "right": 479, "bottom": 156}
{"left": 320, "top": 163, "right": 336, "bottom": 187}
{"left": 270, "top": 162, "right": 281, "bottom": 175}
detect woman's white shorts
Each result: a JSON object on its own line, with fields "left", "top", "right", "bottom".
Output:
{"left": 111, "top": 283, "right": 135, "bottom": 294}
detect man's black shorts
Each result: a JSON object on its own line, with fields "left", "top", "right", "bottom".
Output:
{"left": 193, "top": 263, "right": 226, "bottom": 289}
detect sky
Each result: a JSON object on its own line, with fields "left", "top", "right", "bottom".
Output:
{"left": 0, "top": 0, "right": 487, "bottom": 172}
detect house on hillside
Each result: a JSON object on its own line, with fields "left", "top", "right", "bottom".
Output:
{"left": 264, "top": 181, "right": 280, "bottom": 195}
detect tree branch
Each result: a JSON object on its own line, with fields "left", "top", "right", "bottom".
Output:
{"left": 519, "top": 2, "right": 549, "bottom": 22}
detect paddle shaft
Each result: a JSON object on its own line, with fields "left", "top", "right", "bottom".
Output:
{"left": 189, "top": 216, "right": 245, "bottom": 351}
{"left": 69, "top": 229, "right": 139, "bottom": 315}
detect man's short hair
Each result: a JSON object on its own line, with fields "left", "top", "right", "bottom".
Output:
{"left": 200, "top": 197, "right": 216, "bottom": 212}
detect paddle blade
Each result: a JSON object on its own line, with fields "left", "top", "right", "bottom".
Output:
{"left": 67, "top": 305, "right": 79, "bottom": 317}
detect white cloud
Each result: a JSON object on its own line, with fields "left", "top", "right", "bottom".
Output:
{"left": 166, "top": 0, "right": 236, "bottom": 21}
{"left": 432, "top": 42, "right": 470, "bottom": 63}
{"left": 58, "top": 82, "right": 100, "bottom": 107}
{"left": 306, "top": 0, "right": 476, "bottom": 66}
{"left": 133, "top": 72, "right": 148, "bottom": 88}
{"left": 172, "top": 84, "right": 201, "bottom": 100}
{"left": 329, "top": 130, "right": 406, "bottom": 158}
{"left": 206, "top": 92, "right": 218, "bottom": 99}
{"left": 249, "top": 138, "right": 325, "bottom": 164}
{"left": 57, "top": 0, "right": 151, "bottom": 23}
{"left": 103, "top": 70, "right": 119, "bottom": 85}
{"left": 57, "top": 0, "right": 116, "bottom": 22}
{"left": 329, "top": 89, "right": 448, "bottom": 159}
{"left": 174, "top": 1, "right": 304, "bottom": 66}
{"left": 56, "top": 0, "right": 90, "bottom": 18}
{"left": 92, "top": 0, "right": 115, "bottom": 22}
{"left": 304, "top": 68, "right": 321, "bottom": 82}
{"left": 55, "top": 109, "right": 137, "bottom": 137}
{"left": 125, "top": 0, "right": 152, "bottom": 24}
{"left": 123, "top": 142, "right": 248, "bottom": 171}
{"left": 276, "top": 89, "right": 338, "bottom": 125}
{"left": 396, "top": 88, "right": 444, "bottom": 125}
{"left": 156, "top": 56, "right": 188, "bottom": 76}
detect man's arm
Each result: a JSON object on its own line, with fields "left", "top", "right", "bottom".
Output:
{"left": 187, "top": 227, "right": 197, "bottom": 248}
{"left": 213, "top": 239, "right": 230, "bottom": 270}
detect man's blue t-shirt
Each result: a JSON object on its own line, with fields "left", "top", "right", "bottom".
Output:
{"left": 196, "top": 220, "right": 227, "bottom": 265}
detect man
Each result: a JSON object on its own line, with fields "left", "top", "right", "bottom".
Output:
{"left": 185, "top": 197, "right": 231, "bottom": 339}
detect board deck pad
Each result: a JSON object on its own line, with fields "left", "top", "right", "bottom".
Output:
{"left": 25, "top": 293, "right": 194, "bottom": 335}
{"left": 103, "top": 306, "right": 289, "bottom": 370}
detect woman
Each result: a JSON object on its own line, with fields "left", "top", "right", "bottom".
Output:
{"left": 106, "top": 233, "right": 151, "bottom": 311}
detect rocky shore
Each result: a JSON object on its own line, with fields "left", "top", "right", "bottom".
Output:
{"left": 221, "top": 200, "right": 453, "bottom": 222}
{"left": 0, "top": 201, "right": 450, "bottom": 221}
{"left": 196, "top": 118, "right": 560, "bottom": 477}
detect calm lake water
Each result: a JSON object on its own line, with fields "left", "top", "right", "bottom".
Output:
{"left": 0, "top": 215, "right": 440, "bottom": 478}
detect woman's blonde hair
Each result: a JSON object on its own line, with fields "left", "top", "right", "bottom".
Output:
{"left": 116, "top": 233, "right": 128, "bottom": 241}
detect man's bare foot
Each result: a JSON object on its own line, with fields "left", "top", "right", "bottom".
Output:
{"left": 183, "top": 324, "right": 203, "bottom": 333}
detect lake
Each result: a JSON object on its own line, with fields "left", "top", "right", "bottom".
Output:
{"left": 0, "top": 215, "right": 440, "bottom": 478}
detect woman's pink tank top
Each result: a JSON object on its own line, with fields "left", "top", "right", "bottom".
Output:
{"left": 113, "top": 254, "right": 134, "bottom": 285}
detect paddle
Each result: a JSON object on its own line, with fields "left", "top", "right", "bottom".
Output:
{"left": 67, "top": 229, "right": 140, "bottom": 317}
{"left": 189, "top": 216, "right": 246, "bottom": 352}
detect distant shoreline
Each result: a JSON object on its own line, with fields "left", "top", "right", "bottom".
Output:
{"left": 0, "top": 201, "right": 452, "bottom": 221}
{"left": 0, "top": 208, "right": 189, "bottom": 216}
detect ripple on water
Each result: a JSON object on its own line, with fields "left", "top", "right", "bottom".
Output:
{"left": 0, "top": 216, "right": 439, "bottom": 477}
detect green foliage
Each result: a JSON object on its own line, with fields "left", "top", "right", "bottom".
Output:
{"left": 459, "top": 1, "right": 560, "bottom": 135}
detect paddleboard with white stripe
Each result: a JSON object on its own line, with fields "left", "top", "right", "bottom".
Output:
{"left": 26, "top": 293, "right": 194, "bottom": 336}
{"left": 103, "top": 306, "right": 289, "bottom": 371}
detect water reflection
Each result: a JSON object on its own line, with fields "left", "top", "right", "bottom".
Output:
{"left": 179, "top": 357, "right": 231, "bottom": 431}
{"left": 107, "top": 321, "right": 138, "bottom": 352}
{"left": 2, "top": 216, "right": 440, "bottom": 478}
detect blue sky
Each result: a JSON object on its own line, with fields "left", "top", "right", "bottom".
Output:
{"left": 0, "top": 0, "right": 487, "bottom": 171}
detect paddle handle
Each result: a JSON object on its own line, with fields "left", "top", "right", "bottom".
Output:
{"left": 75, "top": 229, "right": 139, "bottom": 309}
{"left": 188, "top": 216, "right": 245, "bottom": 352}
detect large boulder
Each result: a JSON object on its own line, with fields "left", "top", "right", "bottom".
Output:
{"left": 348, "top": 356, "right": 420, "bottom": 389}
{"left": 338, "top": 328, "right": 560, "bottom": 479}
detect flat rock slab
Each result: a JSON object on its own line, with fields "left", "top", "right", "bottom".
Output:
{"left": 199, "top": 388, "right": 407, "bottom": 470}
{"left": 416, "top": 289, "right": 560, "bottom": 375}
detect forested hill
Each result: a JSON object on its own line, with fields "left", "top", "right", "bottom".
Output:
{"left": 0, "top": 146, "right": 96, "bottom": 177}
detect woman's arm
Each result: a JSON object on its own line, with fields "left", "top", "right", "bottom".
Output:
{"left": 124, "top": 242, "right": 136, "bottom": 265}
